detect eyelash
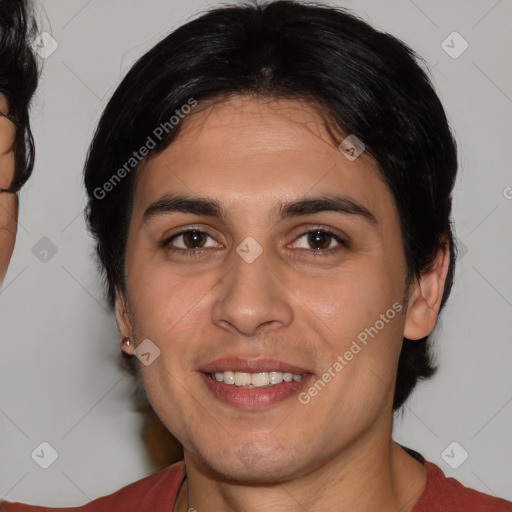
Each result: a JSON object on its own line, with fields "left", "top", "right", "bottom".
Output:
{"left": 162, "top": 227, "right": 348, "bottom": 257}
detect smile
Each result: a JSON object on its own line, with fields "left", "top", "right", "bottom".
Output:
{"left": 206, "top": 370, "right": 304, "bottom": 388}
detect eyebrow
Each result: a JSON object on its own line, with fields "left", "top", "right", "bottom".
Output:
{"left": 142, "top": 193, "right": 378, "bottom": 226}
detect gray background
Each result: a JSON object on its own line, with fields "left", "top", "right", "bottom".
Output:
{"left": 1, "top": 0, "right": 511, "bottom": 506}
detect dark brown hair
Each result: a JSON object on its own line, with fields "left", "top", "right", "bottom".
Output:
{"left": 0, "top": 0, "right": 39, "bottom": 193}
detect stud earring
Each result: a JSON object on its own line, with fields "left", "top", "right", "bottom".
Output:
{"left": 121, "top": 337, "right": 131, "bottom": 348}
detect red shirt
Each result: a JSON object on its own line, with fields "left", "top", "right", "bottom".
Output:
{"left": 1, "top": 457, "right": 511, "bottom": 511}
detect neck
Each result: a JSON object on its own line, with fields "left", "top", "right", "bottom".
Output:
{"left": 175, "top": 419, "right": 426, "bottom": 512}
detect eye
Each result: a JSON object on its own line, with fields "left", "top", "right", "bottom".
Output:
{"left": 164, "top": 229, "right": 221, "bottom": 255}
{"left": 163, "top": 227, "right": 348, "bottom": 257}
{"left": 290, "top": 228, "right": 348, "bottom": 255}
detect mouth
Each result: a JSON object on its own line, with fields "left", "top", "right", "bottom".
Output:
{"left": 204, "top": 370, "right": 304, "bottom": 387}
{"left": 198, "top": 358, "right": 314, "bottom": 410}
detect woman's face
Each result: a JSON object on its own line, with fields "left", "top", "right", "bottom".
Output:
{"left": 116, "top": 96, "right": 436, "bottom": 482}
{"left": 0, "top": 92, "right": 17, "bottom": 284}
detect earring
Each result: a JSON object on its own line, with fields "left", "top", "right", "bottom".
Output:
{"left": 121, "top": 337, "right": 131, "bottom": 348}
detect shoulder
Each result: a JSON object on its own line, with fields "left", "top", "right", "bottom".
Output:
{"left": 0, "top": 461, "right": 186, "bottom": 512}
{"left": 414, "top": 458, "right": 512, "bottom": 512}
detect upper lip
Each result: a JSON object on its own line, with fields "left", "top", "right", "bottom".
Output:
{"left": 198, "top": 357, "right": 311, "bottom": 375}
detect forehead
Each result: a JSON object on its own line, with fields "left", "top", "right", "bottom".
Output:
{"left": 133, "top": 96, "right": 394, "bottom": 221}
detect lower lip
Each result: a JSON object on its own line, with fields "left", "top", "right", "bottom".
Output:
{"left": 199, "top": 373, "right": 313, "bottom": 410}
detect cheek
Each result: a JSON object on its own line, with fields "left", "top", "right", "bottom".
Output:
{"left": 315, "top": 320, "right": 403, "bottom": 436}
{"left": 0, "top": 151, "right": 15, "bottom": 188}
{"left": 317, "top": 260, "right": 402, "bottom": 337}
{"left": 125, "top": 245, "right": 215, "bottom": 335}
{"left": 0, "top": 121, "right": 16, "bottom": 157}
{"left": 307, "top": 266, "right": 405, "bottom": 408}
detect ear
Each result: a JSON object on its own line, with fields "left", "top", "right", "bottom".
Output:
{"left": 403, "top": 238, "right": 451, "bottom": 340}
{"left": 115, "top": 286, "right": 135, "bottom": 355}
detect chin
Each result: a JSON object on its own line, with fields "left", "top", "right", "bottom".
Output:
{"left": 190, "top": 439, "right": 314, "bottom": 484}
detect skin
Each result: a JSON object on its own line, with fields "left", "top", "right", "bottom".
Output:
{"left": 116, "top": 96, "right": 450, "bottom": 512}
{"left": 0, "top": 92, "right": 18, "bottom": 285}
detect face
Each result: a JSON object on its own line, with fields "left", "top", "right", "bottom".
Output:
{"left": 0, "top": 92, "right": 17, "bottom": 284}
{"left": 116, "top": 96, "right": 441, "bottom": 482}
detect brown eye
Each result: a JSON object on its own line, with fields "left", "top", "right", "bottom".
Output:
{"left": 306, "top": 230, "right": 332, "bottom": 250}
{"left": 164, "top": 229, "right": 220, "bottom": 254}
{"left": 180, "top": 230, "right": 208, "bottom": 249}
{"left": 291, "top": 228, "right": 348, "bottom": 255}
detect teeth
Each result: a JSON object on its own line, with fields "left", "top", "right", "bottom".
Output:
{"left": 234, "top": 372, "right": 252, "bottom": 386}
{"left": 208, "top": 370, "right": 304, "bottom": 387}
{"left": 269, "top": 371, "right": 283, "bottom": 384}
{"left": 223, "top": 371, "right": 235, "bottom": 385}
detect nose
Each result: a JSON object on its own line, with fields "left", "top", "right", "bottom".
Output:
{"left": 211, "top": 243, "right": 294, "bottom": 337}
